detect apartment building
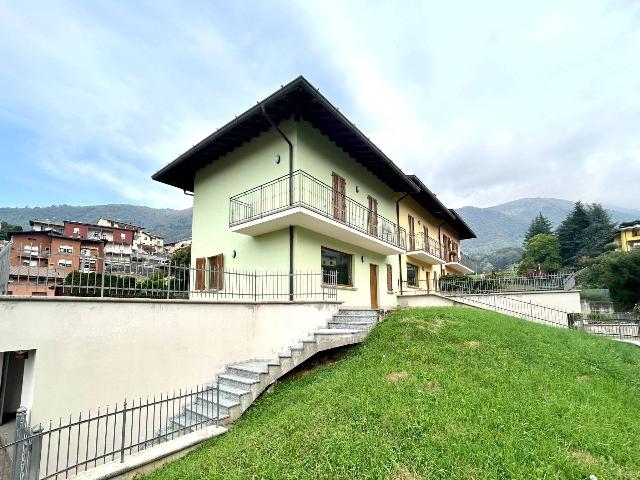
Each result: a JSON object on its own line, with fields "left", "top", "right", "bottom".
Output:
{"left": 613, "top": 222, "right": 640, "bottom": 252}
{"left": 98, "top": 217, "right": 166, "bottom": 254}
{"left": 29, "top": 219, "right": 64, "bottom": 234}
{"left": 63, "top": 221, "right": 134, "bottom": 267}
{"left": 398, "top": 175, "right": 475, "bottom": 294}
{"left": 152, "top": 76, "right": 475, "bottom": 308}
{"left": 8, "top": 231, "right": 105, "bottom": 296}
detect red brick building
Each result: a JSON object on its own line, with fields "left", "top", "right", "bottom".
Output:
{"left": 8, "top": 231, "right": 105, "bottom": 296}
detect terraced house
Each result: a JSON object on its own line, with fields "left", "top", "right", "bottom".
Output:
{"left": 153, "top": 76, "right": 475, "bottom": 308}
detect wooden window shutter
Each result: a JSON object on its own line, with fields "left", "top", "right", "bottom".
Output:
{"left": 195, "top": 257, "right": 205, "bottom": 291}
{"left": 332, "top": 172, "right": 346, "bottom": 222}
{"left": 215, "top": 254, "right": 224, "bottom": 290}
{"left": 367, "top": 196, "right": 378, "bottom": 235}
{"left": 386, "top": 264, "right": 392, "bottom": 292}
{"left": 408, "top": 215, "right": 415, "bottom": 250}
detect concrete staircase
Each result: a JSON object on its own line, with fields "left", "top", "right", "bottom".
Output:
{"left": 165, "top": 309, "right": 379, "bottom": 432}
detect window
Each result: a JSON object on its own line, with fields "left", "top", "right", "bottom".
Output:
{"left": 207, "top": 254, "right": 224, "bottom": 290}
{"left": 331, "top": 172, "right": 346, "bottom": 222}
{"left": 59, "top": 245, "right": 73, "bottom": 254}
{"left": 633, "top": 228, "right": 640, "bottom": 237}
{"left": 57, "top": 259, "right": 72, "bottom": 267}
{"left": 321, "top": 247, "right": 352, "bottom": 286}
{"left": 73, "top": 227, "right": 80, "bottom": 234}
{"left": 386, "top": 264, "right": 393, "bottom": 293}
{"left": 407, "top": 263, "right": 419, "bottom": 287}
{"left": 408, "top": 215, "right": 415, "bottom": 250}
{"left": 367, "top": 196, "right": 378, "bottom": 236}
{"left": 120, "top": 233, "right": 126, "bottom": 240}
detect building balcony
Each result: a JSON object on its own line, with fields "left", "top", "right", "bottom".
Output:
{"left": 444, "top": 251, "right": 474, "bottom": 274}
{"left": 16, "top": 248, "right": 50, "bottom": 258}
{"left": 229, "top": 170, "right": 406, "bottom": 255}
{"left": 406, "top": 233, "right": 445, "bottom": 265}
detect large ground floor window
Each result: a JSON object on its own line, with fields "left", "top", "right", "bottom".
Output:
{"left": 321, "top": 247, "right": 352, "bottom": 286}
{"left": 407, "top": 263, "right": 419, "bottom": 287}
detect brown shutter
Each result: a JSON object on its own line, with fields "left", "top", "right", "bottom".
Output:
{"left": 195, "top": 257, "right": 205, "bottom": 291}
{"left": 408, "top": 215, "right": 415, "bottom": 250}
{"left": 386, "top": 264, "right": 392, "bottom": 292}
{"left": 215, "top": 254, "right": 224, "bottom": 290}
{"left": 332, "top": 172, "right": 346, "bottom": 222}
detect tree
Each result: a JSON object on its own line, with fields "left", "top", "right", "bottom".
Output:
{"left": 0, "top": 220, "right": 23, "bottom": 241}
{"left": 170, "top": 245, "right": 191, "bottom": 266}
{"left": 518, "top": 233, "right": 561, "bottom": 274}
{"left": 577, "top": 250, "right": 640, "bottom": 311}
{"left": 579, "top": 203, "right": 616, "bottom": 259}
{"left": 524, "top": 212, "right": 553, "bottom": 245}
{"left": 556, "top": 201, "right": 590, "bottom": 267}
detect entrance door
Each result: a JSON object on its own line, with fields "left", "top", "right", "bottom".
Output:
{"left": 0, "top": 351, "right": 25, "bottom": 425}
{"left": 369, "top": 264, "right": 378, "bottom": 308}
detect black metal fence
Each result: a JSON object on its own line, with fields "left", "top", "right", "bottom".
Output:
{"left": 3, "top": 245, "right": 337, "bottom": 301}
{"left": 0, "top": 384, "right": 222, "bottom": 480}
{"left": 229, "top": 170, "right": 407, "bottom": 250}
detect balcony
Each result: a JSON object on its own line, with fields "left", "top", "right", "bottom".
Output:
{"left": 16, "top": 248, "right": 50, "bottom": 259}
{"left": 444, "top": 251, "right": 474, "bottom": 274}
{"left": 406, "top": 233, "right": 445, "bottom": 265}
{"left": 229, "top": 170, "right": 406, "bottom": 255}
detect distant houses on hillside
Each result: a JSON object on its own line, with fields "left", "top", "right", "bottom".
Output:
{"left": 5, "top": 217, "right": 191, "bottom": 296}
{"left": 613, "top": 221, "right": 640, "bottom": 252}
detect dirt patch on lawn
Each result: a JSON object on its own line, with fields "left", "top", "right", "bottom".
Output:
{"left": 387, "top": 464, "right": 423, "bottom": 480}
{"left": 576, "top": 375, "right": 591, "bottom": 382}
{"left": 400, "top": 315, "right": 446, "bottom": 334}
{"left": 570, "top": 449, "right": 598, "bottom": 467}
{"left": 422, "top": 380, "right": 443, "bottom": 395}
{"left": 461, "top": 340, "right": 481, "bottom": 349}
{"left": 386, "top": 371, "right": 410, "bottom": 382}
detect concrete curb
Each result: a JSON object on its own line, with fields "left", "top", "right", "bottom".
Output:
{"left": 72, "top": 426, "right": 227, "bottom": 480}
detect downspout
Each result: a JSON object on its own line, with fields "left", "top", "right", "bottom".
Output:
{"left": 437, "top": 221, "right": 445, "bottom": 284}
{"left": 396, "top": 193, "right": 410, "bottom": 296}
{"left": 261, "top": 104, "right": 294, "bottom": 300}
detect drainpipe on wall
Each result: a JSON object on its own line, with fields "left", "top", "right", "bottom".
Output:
{"left": 437, "top": 221, "right": 445, "bottom": 283}
{"left": 261, "top": 104, "right": 294, "bottom": 300}
{"left": 396, "top": 193, "right": 410, "bottom": 296}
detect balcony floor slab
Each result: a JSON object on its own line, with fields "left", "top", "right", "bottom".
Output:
{"left": 230, "top": 206, "right": 404, "bottom": 255}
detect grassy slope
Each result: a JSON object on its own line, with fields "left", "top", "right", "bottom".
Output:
{"left": 146, "top": 308, "right": 640, "bottom": 479}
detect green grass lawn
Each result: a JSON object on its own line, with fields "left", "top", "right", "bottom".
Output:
{"left": 145, "top": 308, "right": 640, "bottom": 479}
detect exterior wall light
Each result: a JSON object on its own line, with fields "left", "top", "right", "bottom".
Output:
{"left": 361, "top": 256, "right": 365, "bottom": 263}
{"left": 356, "top": 186, "right": 360, "bottom": 193}
{"left": 275, "top": 154, "right": 281, "bottom": 164}
{"left": 232, "top": 250, "right": 237, "bottom": 258}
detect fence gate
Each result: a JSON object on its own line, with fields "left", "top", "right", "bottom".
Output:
{"left": 1, "top": 408, "right": 42, "bottom": 480}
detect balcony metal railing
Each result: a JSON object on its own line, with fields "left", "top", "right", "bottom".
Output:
{"left": 443, "top": 250, "right": 474, "bottom": 271}
{"left": 407, "top": 233, "right": 444, "bottom": 260}
{"left": 229, "top": 170, "right": 406, "bottom": 250}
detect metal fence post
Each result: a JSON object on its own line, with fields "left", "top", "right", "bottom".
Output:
{"left": 120, "top": 400, "right": 127, "bottom": 463}
{"left": 27, "top": 425, "right": 43, "bottom": 480}
{"left": 166, "top": 263, "right": 171, "bottom": 300}
{"left": 216, "top": 379, "right": 220, "bottom": 428}
{"left": 11, "top": 407, "right": 28, "bottom": 480}
{"left": 100, "top": 255, "right": 106, "bottom": 297}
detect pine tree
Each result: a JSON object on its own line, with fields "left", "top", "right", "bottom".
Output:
{"left": 579, "top": 203, "right": 615, "bottom": 258}
{"left": 523, "top": 212, "right": 553, "bottom": 245}
{"left": 556, "top": 201, "right": 590, "bottom": 267}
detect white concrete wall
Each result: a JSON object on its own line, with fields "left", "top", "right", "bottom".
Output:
{"left": 399, "top": 291, "right": 581, "bottom": 313}
{"left": 465, "top": 291, "right": 582, "bottom": 313}
{"left": 0, "top": 298, "right": 339, "bottom": 425}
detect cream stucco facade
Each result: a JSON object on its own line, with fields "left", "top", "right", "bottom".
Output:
{"left": 191, "top": 120, "right": 405, "bottom": 308}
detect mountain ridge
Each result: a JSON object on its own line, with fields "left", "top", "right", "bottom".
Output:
{"left": 1, "top": 198, "right": 638, "bottom": 251}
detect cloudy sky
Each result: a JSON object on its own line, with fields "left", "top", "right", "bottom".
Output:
{"left": 1, "top": 0, "right": 639, "bottom": 210}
